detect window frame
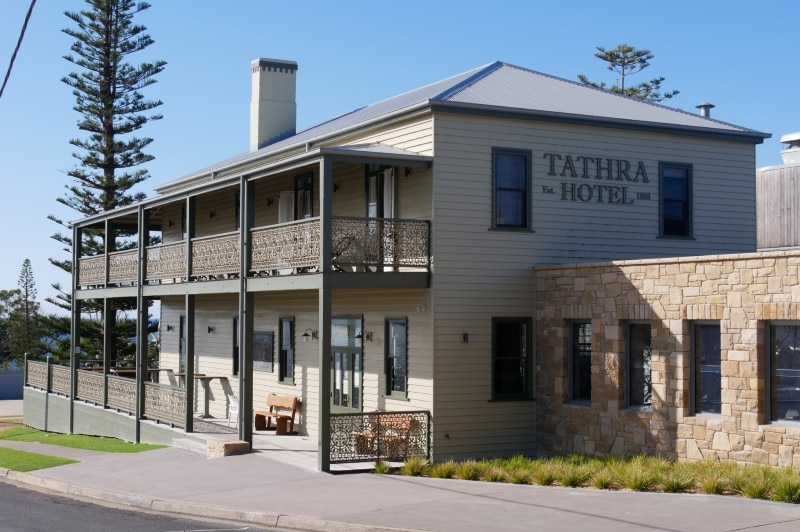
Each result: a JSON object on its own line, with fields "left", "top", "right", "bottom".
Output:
{"left": 294, "top": 172, "right": 314, "bottom": 220}
{"left": 278, "top": 316, "right": 295, "bottom": 384}
{"left": 253, "top": 330, "right": 274, "bottom": 373}
{"left": 627, "top": 321, "right": 652, "bottom": 408}
{"left": 384, "top": 317, "right": 408, "bottom": 399}
{"left": 232, "top": 317, "right": 239, "bottom": 376}
{"left": 569, "top": 321, "right": 592, "bottom": 403}
{"left": 659, "top": 162, "right": 693, "bottom": 238}
{"left": 491, "top": 147, "right": 532, "bottom": 231}
{"left": 690, "top": 321, "right": 721, "bottom": 415}
{"left": 491, "top": 317, "right": 532, "bottom": 401}
{"left": 766, "top": 322, "right": 800, "bottom": 423}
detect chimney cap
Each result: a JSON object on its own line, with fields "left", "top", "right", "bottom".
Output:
{"left": 251, "top": 58, "right": 298, "bottom": 71}
{"left": 695, "top": 101, "right": 715, "bottom": 118}
{"left": 780, "top": 132, "right": 800, "bottom": 145}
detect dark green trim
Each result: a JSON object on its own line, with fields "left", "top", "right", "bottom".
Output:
{"left": 659, "top": 161, "right": 693, "bottom": 238}
{"left": 492, "top": 148, "right": 533, "bottom": 231}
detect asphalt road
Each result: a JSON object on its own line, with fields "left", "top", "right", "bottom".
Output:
{"left": 0, "top": 479, "right": 270, "bottom": 532}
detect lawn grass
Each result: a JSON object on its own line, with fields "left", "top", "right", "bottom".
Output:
{"left": 0, "top": 447, "right": 78, "bottom": 472}
{"left": 0, "top": 427, "right": 165, "bottom": 453}
{"left": 394, "top": 454, "right": 800, "bottom": 505}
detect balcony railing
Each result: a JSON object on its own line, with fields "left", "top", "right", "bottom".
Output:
{"left": 77, "top": 216, "right": 430, "bottom": 288}
{"left": 251, "top": 218, "right": 320, "bottom": 272}
{"left": 191, "top": 231, "right": 240, "bottom": 278}
{"left": 146, "top": 241, "right": 186, "bottom": 281}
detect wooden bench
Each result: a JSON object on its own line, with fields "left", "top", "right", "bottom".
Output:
{"left": 354, "top": 413, "right": 416, "bottom": 457}
{"left": 254, "top": 393, "right": 300, "bottom": 434}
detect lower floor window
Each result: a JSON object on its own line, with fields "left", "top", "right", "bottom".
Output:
{"left": 492, "top": 317, "right": 531, "bottom": 399}
{"left": 628, "top": 323, "right": 652, "bottom": 407}
{"left": 385, "top": 318, "right": 407, "bottom": 396}
{"left": 570, "top": 321, "right": 592, "bottom": 402}
{"left": 279, "top": 317, "right": 294, "bottom": 383}
{"left": 769, "top": 323, "right": 800, "bottom": 422}
{"left": 694, "top": 323, "right": 721, "bottom": 414}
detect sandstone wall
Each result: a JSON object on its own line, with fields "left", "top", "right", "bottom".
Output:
{"left": 535, "top": 251, "right": 800, "bottom": 468}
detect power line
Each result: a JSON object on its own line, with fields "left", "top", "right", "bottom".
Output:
{"left": 0, "top": 0, "right": 37, "bottom": 101}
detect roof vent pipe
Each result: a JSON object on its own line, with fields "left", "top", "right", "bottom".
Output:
{"left": 696, "top": 102, "right": 715, "bottom": 118}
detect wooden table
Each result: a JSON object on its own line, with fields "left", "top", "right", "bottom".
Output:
{"left": 195, "top": 375, "right": 229, "bottom": 418}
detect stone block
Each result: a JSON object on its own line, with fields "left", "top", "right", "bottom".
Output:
{"left": 779, "top": 445, "right": 794, "bottom": 467}
{"left": 207, "top": 440, "right": 250, "bottom": 459}
{"left": 686, "top": 438, "right": 703, "bottom": 461}
{"left": 712, "top": 432, "right": 731, "bottom": 451}
{"left": 765, "top": 431, "right": 783, "bottom": 444}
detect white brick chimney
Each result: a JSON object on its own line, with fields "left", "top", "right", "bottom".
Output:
{"left": 250, "top": 58, "right": 298, "bottom": 151}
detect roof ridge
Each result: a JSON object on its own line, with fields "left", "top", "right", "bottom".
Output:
{"left": 432, "top": 61, "right": 505, "bottom": 101}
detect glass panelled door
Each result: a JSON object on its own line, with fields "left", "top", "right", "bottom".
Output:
{"left": 331, "top": 317, "right": 363, "bottom": 413}
{"left": 333, "top": 349, "right": 362, "bottom": 413}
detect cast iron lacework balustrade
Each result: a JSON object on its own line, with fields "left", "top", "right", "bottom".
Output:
{"left": 75, "top": 369, "right": 104, "bottom": 404}
{"left": 250, "top": 218, "right": 320, "bottom": 273}
{"left": 50, "top": 365, "right": 71, "bottom": 395}
{"left": 146, "top": 241, "right": 186, "bottom": 281}
{"left": 108, "top": 249, "right": 139, "bottom": 285}
{"left": 26, "top": 361, "right": 47, "bottom": 389}
{"left": 191, "top": 232, "right": 240, "bottom": 278}
{"left": 78, "top": 256, "right": 105, "bottom": 286}
{"left": 330, "top": 410, "right": 430, "bottom": 464}
{"left": 143, "top": 382, "right": 186, "bottom": 428}
{"left": 331, "top": 217, "right": 430, "bottom": 270}
{"left": 107, "top": 375, "right": 136, "bottom": 414}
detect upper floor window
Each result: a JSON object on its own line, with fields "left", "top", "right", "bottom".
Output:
{"left": 295, "top": 173, "right": 313, "bottom": 220}
{"left": 570, "top": 321, "right": 592, "bottom": 402}
{"left": 492, "top": 148, "right": 531, "bottom": 230}
{"left": 693, "top": 323, "right": 721, "bottom": 414}
{"left": 492, "top": 317, "right": 531, "bottom": 400}
{"left": 628, "top": 322, "right": 652, "bottom": 407}
{"left": 768, "top": 323, "right": 800, "bottom": 422}
{"left": 660, "top": 163, "right": 692, "bottom": 237}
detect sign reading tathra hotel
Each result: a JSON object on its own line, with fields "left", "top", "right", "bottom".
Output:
{"left": 541, "top": 152, "right": 651, "bottom": 205}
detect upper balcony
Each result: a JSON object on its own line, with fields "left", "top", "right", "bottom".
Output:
{"left": 73, "top": 151, "right": 432, "bottom": 296}
{"left": 77, "top": 216, "right": 430, "bottom": 291}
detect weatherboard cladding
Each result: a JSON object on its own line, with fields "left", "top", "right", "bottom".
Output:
{"left": 158, "top": 60, "right": 767, "bottom": 193}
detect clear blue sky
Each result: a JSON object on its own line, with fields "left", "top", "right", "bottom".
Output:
{"left": 0, "top": 0, "right": 796, "bottom": 313}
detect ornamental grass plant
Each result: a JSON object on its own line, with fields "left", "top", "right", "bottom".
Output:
{"left": 396, "top": 453, "right": 800, "bottom": 505}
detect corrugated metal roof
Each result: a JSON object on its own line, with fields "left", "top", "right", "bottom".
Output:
{"left": 158, "top": 60, "right": 767, "bottom": 192}
{"left": 441, "top": 62, "right": 763, "bottom": 135}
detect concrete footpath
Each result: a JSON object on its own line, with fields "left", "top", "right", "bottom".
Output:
{"left": 2, "top": 401, "right": 800, "bottom": 531}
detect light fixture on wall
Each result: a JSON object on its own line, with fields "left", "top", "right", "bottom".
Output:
{"left": 462, "top": 332, "right": 469, "bottom": 343}
{"left": 209, "top": 210, "right": 216, "bottom": 219}
{"left": 267, "top": 196, "right": 274, "bottom": 207}
{"left": 301, "top": 329, "right": 319, "bottom": 342}
{"left": 207, "top": 326, "right": 215, "bottom": 334}
{"left": 166, "top": 325, "right": 174, "bottom": 332}
{"left": 355, "top": 330, "right": 373, "bottom": 342}
{"left": 167, "top": 220, "right": 174, "bottom": 228}
{"left": 333, "top": 182, "right": 340, "bottom": 192}
{"left": 405, "top": 167, "right": 411, "bottom": 177}
{"left": 415, "top": 304, "right": 426, "bottom": 312}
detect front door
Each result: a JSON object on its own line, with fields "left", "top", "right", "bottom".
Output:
{"left": 331, "top": 317, "right": 363, "bottom": 413}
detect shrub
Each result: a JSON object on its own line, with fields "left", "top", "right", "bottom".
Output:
{"left": 402, "top": 456, "right": 429, "bottom": 477}
{"left": 531, "top": 462, "right": 558, "bottom": 486}
{"left": 618, "top": 456, "right": 660, "bottom": 492}
{"left": 772, "top": 470, "right": 800, "bottom": 504}
{"left": 455, "top": 460, "right": 486, "bottom": 481}
{"left": 374, "top": 459, "right": 391, "bottom": 474}
{"left": 660, "top": 463, "right": 696, "bottom": 493}
{"left": 429, "top": 460, "right": 457, "bottom": 479}
{"left": 483, "top": 466, "right": 507, "bottom": 483}
{"left": 507, "top": 467, "right": 533, "bottom": 484}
